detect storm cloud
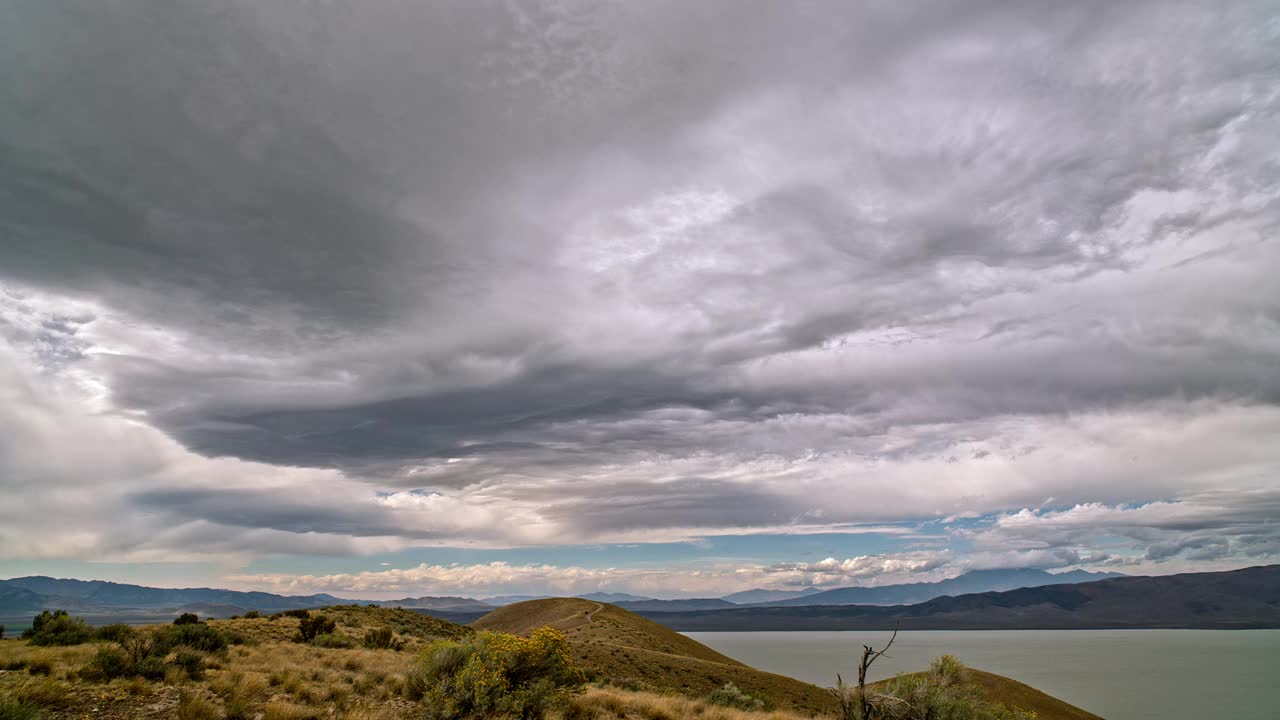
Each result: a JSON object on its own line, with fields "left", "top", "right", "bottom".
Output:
{"left": 1, "top": 1, "right": 1278, "bottom": 594}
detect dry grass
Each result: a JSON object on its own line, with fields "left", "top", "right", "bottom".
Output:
{"left": 263, "top": 700, "right": 326, "bottom": 720}
{"left": 568, "top": 687, "right": 820, "bottom": 720}
{"left": 176, "top": 689, "right": 220, "bottom": 720}
{"left": 0, "top": 607, "right": 448, "bottom": 719}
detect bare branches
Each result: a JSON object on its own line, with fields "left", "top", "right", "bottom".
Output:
{"left": 863, "top": 623, "right": 899, "bottom": 675}
{"left": 832, "top": 622, "right": 900, "bottom": 720}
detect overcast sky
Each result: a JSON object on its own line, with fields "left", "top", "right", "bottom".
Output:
{"left": 1, "top": 1, "right": 1278, "bottom": 599}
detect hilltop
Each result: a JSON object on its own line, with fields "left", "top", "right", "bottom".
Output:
{"left": 473, "top": 597, "right": 839, "bottom": 715}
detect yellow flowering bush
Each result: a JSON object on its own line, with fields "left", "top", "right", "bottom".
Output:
{"left": 414, "top": 627, "right": 585, "bottom": 719}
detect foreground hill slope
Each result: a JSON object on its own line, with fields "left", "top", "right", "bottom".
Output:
{"left": 473, "top": 598, "right": 838, "bottom": 715}
{"left": 637, "top": 564, "right": 1280, "bottom": 630}
{"left": 869, "top": 669, "right": 1103, "bottom": 720}
{"left": 475, "top": 599, "right": 1101, "bottom": 720}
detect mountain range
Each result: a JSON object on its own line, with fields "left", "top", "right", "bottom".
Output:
{"left": 755, "top": 568, "right": 1122, "bottom": 607}
{"left": 633, "top": 565, "right": 1280, "bottom": 630}
{"left": 0, "top": 567, "right": 1125, "bottom": 622}
{"left": 720, "top": 586, "right": 822, "bottom": 604}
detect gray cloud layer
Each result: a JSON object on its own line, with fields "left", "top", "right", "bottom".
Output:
{"left": 2, "top": 1, "right": 1279, "bottom": 585}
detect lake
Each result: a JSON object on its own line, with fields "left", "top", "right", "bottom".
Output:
{"left": 685, "top": 629, "right": 1280, "bottom": 720}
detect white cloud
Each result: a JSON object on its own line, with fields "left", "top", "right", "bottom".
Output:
{"left": 225, "top": 552, "right": 960, "bottom": 600}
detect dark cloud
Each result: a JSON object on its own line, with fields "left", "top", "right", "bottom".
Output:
{"left": 1, "top": 1, "right": 1278, "bottom": 578}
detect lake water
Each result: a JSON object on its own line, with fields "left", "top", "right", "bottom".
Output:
{"left": 685, "top": 630, "right": 1280, "bottom": 720}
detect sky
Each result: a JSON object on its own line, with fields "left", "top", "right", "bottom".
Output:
{"left": 1, "top": 1, "right": 1278, "bottom": 600}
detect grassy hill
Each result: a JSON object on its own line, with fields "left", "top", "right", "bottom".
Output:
{"left": 473, "top": 598, "right": 839, "bottom": 715}
{"left": 0, "top": 601, "right": 1102, "bottom": 720}
{"left": 470, "top": 598, "right": 1102, "bottom": 719}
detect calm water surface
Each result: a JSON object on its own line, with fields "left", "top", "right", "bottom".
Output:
{"left": 685, "top": 630, "right": 1280, "bottom": 720}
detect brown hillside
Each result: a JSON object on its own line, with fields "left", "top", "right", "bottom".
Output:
{"left": 870, "top": 668, "right": 1103, "bottom": 720}
{"left": 967, "top": 669, "right": 1103, "bottom": 720}
{"left": 473, "top": 598, "right": 839, "bottom": 715}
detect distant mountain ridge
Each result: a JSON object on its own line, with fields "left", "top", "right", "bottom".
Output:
{"left": 633, "top": 565, "right": 1280, "bottom": 630}
{"left": 721, "top": 586, "right": 822, "bottom": 604}
{"left": 0, "top": 576, "right": 345, "bottom": 614}
{"left": 756, "top": 568, "right": 1123, "bottom": 607}
{"left": 1, "top": 567, "right": 1125, "bottom": 619}
{"left": 0, "top": 576, "right": 492, "bottom": 616}
{"left": 615, "top": 598, "right": 738, "bottom": 612}
{"left": 478, "top": 595, "right": 551, "bottom": 606}
{"left": 576, "top": 592, "right": 654, "bottom": 603}
{"left": 369, "top": 595, "right": 494, "bottom": 611}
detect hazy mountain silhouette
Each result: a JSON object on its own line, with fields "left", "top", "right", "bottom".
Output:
{"left": 633, "top": 565, "right": 1280, "bottom": 630}
{"left": 756, "top": 568, "right": 1122, "bottom": 606}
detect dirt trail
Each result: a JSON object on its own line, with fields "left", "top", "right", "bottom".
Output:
{"left": 550, "top": 601, "right": 604, "bottom": 631}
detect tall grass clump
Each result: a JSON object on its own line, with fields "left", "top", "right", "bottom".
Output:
{"left": 0, "top": 700, "right": 42, "bottom": 720}
{"left": 411, "top": 627, "right": 585, "bottom": 719}
{"left": 176, "top": 690, "right": 221, "bottom": 720}
{"left": 362, "top": 626, "right": 403, "bottom": 650}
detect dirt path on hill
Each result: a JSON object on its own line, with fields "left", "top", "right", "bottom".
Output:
{"left": 551, "top": 601, "right": 604, "bottom": 631}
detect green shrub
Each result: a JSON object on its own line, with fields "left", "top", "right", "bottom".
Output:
{"left": 134, "top": 655, "right": 167, "bottom": 681}
{"left": 242, "top": 610, "right": 261, "bottom": 619}
{"left": 705, "top": 682, "right": 769, "bottom": 711}
{"left": 281, "top": 609, "right": 310, "bottom": 619}
{"left": 362, "top": 626, "right": 403, "bottom": 650}
{"left": 415, "top": 627, "right": 584, "bottom": 720}
{"left": 85, "top": 646, "right": 132, "bottom": 680}
{"left": 82, "top": 625, "right": 208, "bottom": 681}
{"left": 0, "top": 700, "right": 42, "bottom": 720}
{"left": 295, "top": 614, "right": 336, "bottom": 643}
{"left": 95, "top": 624, "right": 133, "bottom": 643}
{"left": 866, "top": 655, "right": 1037, "bottom": 720}
{"left": 82, "top": 643, "right": 164, "bottom": 682}
{"left": 155, "top": 623, "right": 229, "bottom": 653}
{"left": 171, "top": 649, "right": 206, "bottom": 680}
{"left": 310, "top": 632, "right": 354, "bottom": 649}
{"left": 174, "top": 612, "right": 203, "bottom": 626}
{"left": 20, "top": 610, "right": 93, "bottom": 646}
